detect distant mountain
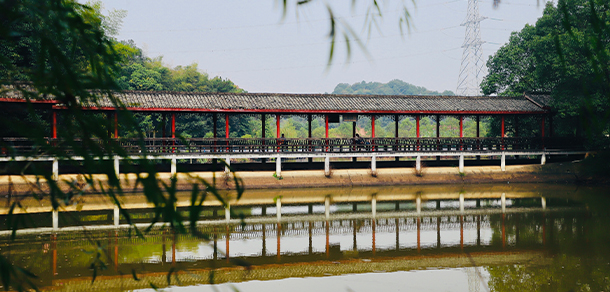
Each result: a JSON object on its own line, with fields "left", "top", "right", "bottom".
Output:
{"left": 332, "top": 79, "right": 454, "bottom": 96}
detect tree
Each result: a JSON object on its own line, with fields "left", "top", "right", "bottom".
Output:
{"left": 481, "top": 0, "right": 610, "bottom": 139}
{"left": 332, "top": 79, "right": 454, "bottom": 96}
{"left": 0, "top": 1, "right": 244, "bottom": 290}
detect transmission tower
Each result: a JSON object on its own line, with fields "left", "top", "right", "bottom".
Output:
{"left": 457, "top": 0, "right": 487, "bottom": 96}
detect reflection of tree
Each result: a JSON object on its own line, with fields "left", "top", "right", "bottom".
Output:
{"left": 488, "top": 254, "right": 610, "bottom": 292}
{"left": 487, "top": 193, "right": 610, "bottom": 292}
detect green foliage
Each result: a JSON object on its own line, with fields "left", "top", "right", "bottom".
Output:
{"left": 0, "top": 1, "right": 246, "bottom": 290}
{"left": 481, "top": 0, "right": 610, "bottom": 138}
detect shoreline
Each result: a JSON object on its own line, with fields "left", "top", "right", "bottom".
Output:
{"left": 0, "top": 162, "right": 588, "bottom": 195}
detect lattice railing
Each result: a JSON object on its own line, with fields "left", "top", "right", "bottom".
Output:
{"left": 0, "top": 136, "right": 588, "bottom": 157}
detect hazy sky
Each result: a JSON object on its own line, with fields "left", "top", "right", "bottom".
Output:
{"left": 99, "top": 0, "right": 547, "bottom": 94}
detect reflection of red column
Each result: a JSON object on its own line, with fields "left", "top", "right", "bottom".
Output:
{"left": 226, "top": 226, "right": 230, "bottom": 263}
{"left": 325, "top": 221, "right": 330, "bottom": 258}
{"left": 372, "top": 219, "right": 376, "bottom": 256}
{"left": 417, "top": 217, "right": 421, "bottom": 253}
{"left": 460, "top": 215, "right": 464, "bottom": 249}
{"left": 277, "top": 223, "right": 281, "bottom": 261}
{"left": 502, "top": 214, "right": 506, "bottom": 249}
{"left": 114, "top": 231, "right": 119, "bottom": 270}
{"left": 52, "top": 234, "right": 57, "bottom": 276}
{"left": 172, "top": 231, "right": 177, "bottom": 265}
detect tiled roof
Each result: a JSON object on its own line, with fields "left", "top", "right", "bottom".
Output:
{"left": 107, "top": 91, "right": 546, "bottom": 114}
{"left": 524, "top": 93, "right": 552, "bottom": 109}
{"left": 1, "top": 87, "right": 548, "bottom": 114}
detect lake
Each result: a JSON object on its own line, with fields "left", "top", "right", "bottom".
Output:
{"left": 0, "top": 183, "right": 608, "bottom": 292}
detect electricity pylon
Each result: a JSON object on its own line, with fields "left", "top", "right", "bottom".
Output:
{"left": 457, "top": 0, "right": 487, "bottom": 96}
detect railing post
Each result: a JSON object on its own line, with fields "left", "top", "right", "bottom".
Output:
{"left": 371, "top": 155, "right": 377, "bottom": 177}
{"left": 501, "top": 154, "right": 506, "bottom": 172}
{"left": 416, "top": 194, "right": 421, "bottom": 214}
{"left": 114, "top": 205, "right": 120, "bottom": 227}
{"left": 52, "top": 158, "right": 59, "bottom": 181}
{"left": 371, "top": 194, "right": 377, "bottom": 218}
{"left": 459, "top": 154, "right": 464, "bottom": 173}
{"left": 171, "top": 156, "right": 177, "bottom": 177}
{"left": 276, "top": 156, "right": 281, "bottom": 178}
{"left": 541, "top": 153, "right": 546, "bottom": 165}
{"left": 225, "top": 157, "right": 231, "bottom": 174}
{"left": 276, "top": 197, "right": 281, "bottom": 220}
{"left": 113, "top": 156, "right": 120, "bottom": 178}
{"left": 541, "top": 197, "right": 546, "bottom": 210}
{"left": 416, "top": 155, "right": 421, "bottom": 173}
{"left": 52, "top": 209, "right": 58, "bottom": 230}
{"left": 225, "top": 204, "right": 231, "bottom": 222}
{"left": 325, "top": 196, "right": 330, "bottom": 219}
{"left": 501, "top": 193, "right": 506, "bottom": 213}
{"left": 324, "top": 155, "right": 330, "bottom": 177}
{"left": 459, "top": 193, "right": 465, "bottom": 213}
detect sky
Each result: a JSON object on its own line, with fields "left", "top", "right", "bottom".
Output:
{"left": 99, "top": 0, "right": 548, "bottom": 94}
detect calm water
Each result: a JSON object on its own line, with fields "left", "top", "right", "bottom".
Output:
{"left": 1, "top": 184, "right": 609, "bottom": 292}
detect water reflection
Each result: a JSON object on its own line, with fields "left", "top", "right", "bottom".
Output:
{"left": 1, "top": 185, "right": 609, "bottom": 291}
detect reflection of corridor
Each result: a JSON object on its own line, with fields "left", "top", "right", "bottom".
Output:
{"left": 0, "top": 207, "right": 588, "bottom": 291}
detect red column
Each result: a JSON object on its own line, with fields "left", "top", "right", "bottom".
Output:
{"left": 459, "top": 115, "right": 463, "bottom": 138}
{"left": 371, "top": 115, "right": 375, "bottom": 138}
{"left": 225, "top": 114, "right": 230, "bottom": 139}
{"left": 501, "top": 116, "right": 505, "bottom": 138}
{"left": 52, "top": 111, "right": 57, "bottom": 139}
{"left": 416, "top": 115, "right": 420, "bottom": 138}
{"left": 276, "top": 114, "right": 280, "bottom": 138}
{"left": 459, "top": 115, "right": 463, "bottom": 150}
{"left": 172, "top": 113, "right": 176, "bottom": 151}
{"left": 325, "top": 115, "right": 329, "bottom": 138}
{"left": 171, "top": 113, "right": 176, "bottom": 138}
{"left": 114, "top": 112, "right": 118, "bottom": 138}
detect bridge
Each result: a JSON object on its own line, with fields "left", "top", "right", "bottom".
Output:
{"left": 0, "top": 89, "right": 589, "bottom": 177}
